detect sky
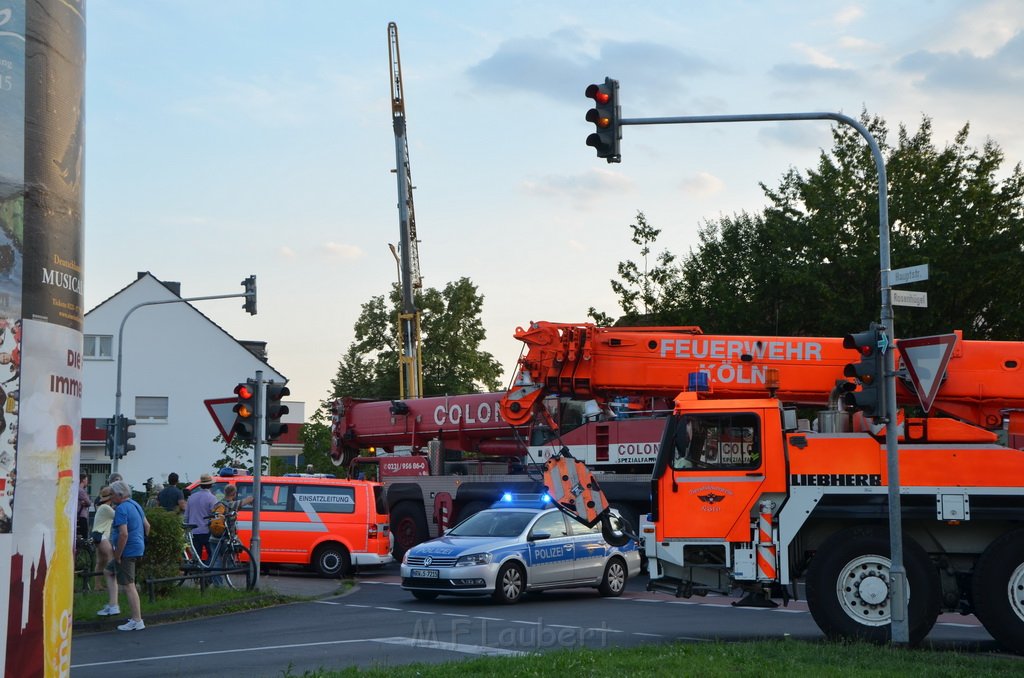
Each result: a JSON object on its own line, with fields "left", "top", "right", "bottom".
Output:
{"left": 83, "top": 0, "right": 1024, "bottom": 416}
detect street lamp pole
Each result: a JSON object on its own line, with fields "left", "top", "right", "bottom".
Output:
{"left": 111, "top": 291, "right": 253, "bottom": 473}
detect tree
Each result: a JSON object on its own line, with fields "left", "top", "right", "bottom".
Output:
{"left": 599, "top": 113, "right": 1024, "bottom": 340}
{"left": 210, "top": 434, "right": 267, "bottom": 475}
{"left": 588, "top": 211, "right": 686, "bottom": 326}
{"left": 330, "top": 277, "right": 503, "bottom": 400}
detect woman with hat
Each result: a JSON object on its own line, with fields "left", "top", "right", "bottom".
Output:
{"left": 92, "top": 486, "right": 116, "bottom": 589}
{"left": 184, "top": 473, "right": 218, "bottom": 562}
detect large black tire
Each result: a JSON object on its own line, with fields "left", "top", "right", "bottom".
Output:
{"left": 391, "top": 502, "right": 429, "bottom": 562}
{"left": 312, "top": 542, "right": 351, "bottom": 578}
{"left": 411, "top": 590, "right": 439, "bottom": 601}
{"left": 805, "top": 526, "right": 940, "bottom": 645}
{"left": 972, "top": 528, "right": 1024, "bottom": 654}
{"left": 457, "top": 501, "right": 490, "bottom": 524}
{"left": 492, "top": 562, "right": 526, "bottom": 604}
{"left": 598, "top": 557, "right": 628, "bottom": 597}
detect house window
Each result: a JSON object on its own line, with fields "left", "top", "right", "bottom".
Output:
{"left": 84, "top": 335, "right": 113, "bottom": 359}
{"left": 135, "top": 396, "right": 168, "bottom": 421}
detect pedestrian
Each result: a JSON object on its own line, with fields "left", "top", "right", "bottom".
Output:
{"left": 157, "top": 472, "right": 186, "bottom": 512}
{"left": 97, "top": 480, "right": 150, "bottom": 631}
{"left": 92, "top": 486, "right": 116, "bottom": 590}
{"left": 209, "top": 484, "right": 253, "bottom": 585}
{"left": 184, "top": 473, "right": 218, "bottom": 562}
{"left": 77, "top": 473, "right": 92, "bottom": 538}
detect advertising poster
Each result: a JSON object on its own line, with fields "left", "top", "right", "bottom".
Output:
{"left": 0, "top": 0, "right": 85, "bottom": 675}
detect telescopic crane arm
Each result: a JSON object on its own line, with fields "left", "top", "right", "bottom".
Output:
{"left": 500, "top": 321, "right": 1024, "bottom": 431}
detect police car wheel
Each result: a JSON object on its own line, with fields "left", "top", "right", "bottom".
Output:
{"left": 492, "top": 562, "right": 525, "bottom": 604}
{"left": 313, "top": 543, "right": 351, "bottom": 578}
{"left": 599, "top": 557, "right": 628, "bottom": 597}
{"left": 412, "top": 590, "right": 439, "bottom": 601}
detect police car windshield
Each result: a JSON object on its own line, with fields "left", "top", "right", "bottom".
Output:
{"left": 448, "top": 510, "right": 535, "bottom": 538}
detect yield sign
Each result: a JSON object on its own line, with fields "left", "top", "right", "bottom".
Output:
{"left": 205, "top": 397, "right": 238, "bottom": 444}
{"left": 897, "top": 334, "right": 957, "bottom": 413}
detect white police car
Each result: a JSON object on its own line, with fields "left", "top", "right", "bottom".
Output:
{"left": 400, "top": 495, "right": 641, "bottom": 604}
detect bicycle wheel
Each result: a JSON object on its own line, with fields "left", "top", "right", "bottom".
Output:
{"left": 178, "top": 544, "right": 204, "bottom": 587}
{"left": 74, "top": 541, "right": 95, "bottom": 592}
{"left": 222, "top": 544, "right": 255, "bottom": 590}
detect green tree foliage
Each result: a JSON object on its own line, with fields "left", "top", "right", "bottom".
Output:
{"left": 597, "top": 113, "right": 1024, "bottom": 340}
{"left": 210, "top": 434, "right": 267, "bottom": 476}
{"left": 330, "top": 277, "right": 503, "bottom": 399}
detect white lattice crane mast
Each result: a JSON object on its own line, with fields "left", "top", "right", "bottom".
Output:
{"left": 388, "top": 21, "right": 423, "bottom": 399}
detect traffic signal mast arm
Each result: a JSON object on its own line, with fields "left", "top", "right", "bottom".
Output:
{"left": 499, "top": 321, "right": 1024, "bottom": 430}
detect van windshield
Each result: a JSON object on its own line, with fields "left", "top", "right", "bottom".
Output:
{"left": 448, "top": 510, "right": 535, "bottom": 538}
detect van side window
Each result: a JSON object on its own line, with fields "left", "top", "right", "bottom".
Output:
{"left": 261, "top": 483, "right": 291, "bottom": 512}
{"left": 296, "top": 485, "right": 356, "bottom": 514}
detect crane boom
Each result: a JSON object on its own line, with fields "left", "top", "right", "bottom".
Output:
{"left": 500, "top": 321, "right": 1024, "bottom": 430}
{"left": 388, "top": 21, "right": 422, "bottom": 399}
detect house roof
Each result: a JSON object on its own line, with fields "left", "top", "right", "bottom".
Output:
{"left": 85, "top": 271, "right": 286, "bottom": 379}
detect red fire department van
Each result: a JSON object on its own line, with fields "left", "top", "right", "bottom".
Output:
{"left": 188, "top": 471, "right": 392, "bottom": 576}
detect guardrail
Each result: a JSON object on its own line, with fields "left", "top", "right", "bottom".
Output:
{"left": 144, "top": 565, "right": 254, "bottom": 602}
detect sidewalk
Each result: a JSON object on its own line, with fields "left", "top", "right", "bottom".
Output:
{"left": 254, "top": 570, "right": 347, "bottom": 598}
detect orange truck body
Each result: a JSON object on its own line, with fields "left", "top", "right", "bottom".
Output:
{"left": 501, "top": 321, "right": 1024, "bottom": 652}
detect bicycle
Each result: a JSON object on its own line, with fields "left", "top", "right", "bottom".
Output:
{"left": 180, "top": 510, "right": 255, "bottom": 590}
{"left": 74, "top": 533, "right": 96, "bottom": 592}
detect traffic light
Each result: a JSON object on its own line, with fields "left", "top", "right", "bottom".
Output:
{"left": 233, "top": 379, "right": 258, "bottom": 443}
{"left": 585, "top": 77, "right": 621, "bottom": 163}
{"left": 842, "top": 323, "right": 886, "bottom": 420}
{"left": 242, "top": 275, "right": 257, "bottom": 316}
{"left": 118, "top": 415, "right": 137, "bottom": 458}
{"left": 265, "top": 382, "right": 290, "bottom": 442}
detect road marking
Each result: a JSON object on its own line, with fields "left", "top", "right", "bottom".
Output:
{"left": 585, "top": 627, "right": 624, "bottom": 633}
{"left": 509, "top": 619, "right": 542, "bottom": 625}
{"left": 407, "top": 610, "right": 435, "bottom": 615}
{"left": 474, "top": 616, "right": 504, "bottom": 621}
{"left": 547, "top": 624, "right": 578, "bottom": 629}
{"left": 72, "top": 638, "right": 371, "bottom": 668}
{"left": 314, "top": 600, "right": 341, "bottom": 605}
{"left": 373, "top": 636, "right": 527, "bottom": 657}
{"left": 633, "top": 632, "right": 664, "bottom": 638}
{"left": 442, "top": 613, "right": 471, "bottom": 617}
{"left": 937, "top": 622, "right": 981, "bottom": 628}
{"left": 345, "top": 604, "right": 372, "bottom": 608}
{"left": 376, "top": 606, "right": 402, "bottom": 611}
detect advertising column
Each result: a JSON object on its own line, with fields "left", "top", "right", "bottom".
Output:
{"left": 0, "top": 0, "right": 85, "bottom": 676}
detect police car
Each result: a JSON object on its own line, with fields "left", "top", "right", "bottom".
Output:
{"left": 400, "top": 495, "right": 641, "bottom": 604}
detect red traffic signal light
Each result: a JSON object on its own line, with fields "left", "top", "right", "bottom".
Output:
{"left": 585, "top": 77, "right": 621, "bottom": 163}
{"left": 233, "top": 379, "right": 258, "bottom": 442}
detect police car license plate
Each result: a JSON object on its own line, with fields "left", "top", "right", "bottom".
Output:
{"left": 411, "top": 569, "right": 439, "bottom": 578}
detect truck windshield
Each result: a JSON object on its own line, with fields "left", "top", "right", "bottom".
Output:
{"left": 448, "top": 510, "right": 535, "bottom": 538}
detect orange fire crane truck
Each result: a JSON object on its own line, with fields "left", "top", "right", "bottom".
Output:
{"left": 500, "top": 321, "right": 1024, "bottom": 652}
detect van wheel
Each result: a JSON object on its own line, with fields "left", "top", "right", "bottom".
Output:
{"left": 312, "top": 543, "right": 351, "bottom": 578}
{"left": 391, "top": 502, "right": 429, "bottom": 562}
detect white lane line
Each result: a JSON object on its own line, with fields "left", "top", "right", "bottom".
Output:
{"left": 376, "top": 606, "right": 402, "bottom": 611}
{"left": 442, "top": 613, "right": 471, "bottom": 618}
{"left": 407, "top": 610, "right": 435, "bottom": 615}
{"left": 474, "top": 616, "right": 504, "bottom": 621}
{"left": 509, "top": 619, "right": 541, "bottom": 625}
{"left": 314, "top": 600, "right": 342, "bottom": 605}
{"left": 373, "top": 636, "right": 527, "bottom": 657}
{"left": 633, "top": 632, "right": 664, "bottom": 638}
{"left": 937, "top": 622, "right": 981, "bottom": 628}
{"left": 547, "top": 624, "right": 578, "bottom": 629}
{"left": 585, "top": 627, "right": 624, "bottom": 633}
{"left": 346, "top": 604, "right": 372, "bottom": 608}
{"left": 72, "top": 638, "right": 369, "bottom": 668}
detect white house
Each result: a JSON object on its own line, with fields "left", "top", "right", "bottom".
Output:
{"left": 81, "top": 272, "right": 303, "bottom": 491}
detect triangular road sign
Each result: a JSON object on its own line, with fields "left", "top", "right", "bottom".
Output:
{"left": 897, "top": 334, "right": 957, "bottom": 412}
{"left": 205, "top": 397, "right": 238, "bottom": 444}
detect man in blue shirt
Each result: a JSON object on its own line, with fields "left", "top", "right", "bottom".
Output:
{"left": 97, "top": 480, "right": 150, "bottom": 631}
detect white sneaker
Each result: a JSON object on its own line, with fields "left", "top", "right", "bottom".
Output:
{"left": 117, "top": 619, "right": 145, "bottom": 631}
{"left": 96, "top": 605, "right": 120, "bottom": 616}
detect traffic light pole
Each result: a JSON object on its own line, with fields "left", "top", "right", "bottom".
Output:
{"left": 251, "top": 370, "right": 264, "bottom": 589}
{"left": 617, "top": 109, "right": 909, "bottom": 645}
{"left": 111, "top": 289, "right": 255, "bottom": 473}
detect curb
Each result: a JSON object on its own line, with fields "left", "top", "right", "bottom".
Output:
{"left": 73, "top": 593, "right": 292, "bottom": 634}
